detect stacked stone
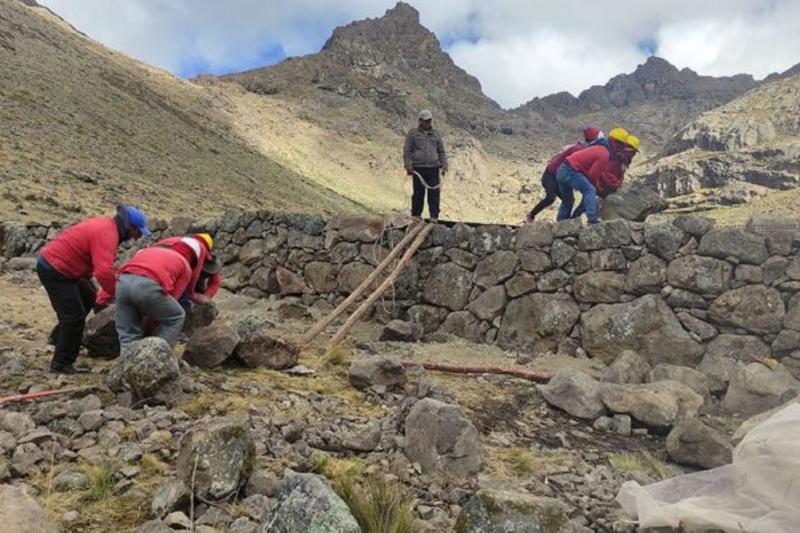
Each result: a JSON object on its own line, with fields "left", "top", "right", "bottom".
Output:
{"left": 8, "top": 210, "right": 800, "bottom": 371}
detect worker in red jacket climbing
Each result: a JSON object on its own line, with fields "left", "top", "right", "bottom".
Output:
{"left": 36, "top": 204, "right": 151, "bottom": 374}
{"left": 114, "top": 237, "right": 203, "bottom": 348}
{"left": 526, "top": 127, "right": 603, "bottom": 222}
{"left": 556, "top": 128, "right": 639, "bottom": 224}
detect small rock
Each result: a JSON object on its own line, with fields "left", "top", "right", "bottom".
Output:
{"left": 107, "top": 337, "right": 182, "bottom": 406}
{"left": 78, "top": 410, "right": 104, "bottom": 432}
{"left": 455, "top": 489, "right": 571, "bottom": 533}
{"left": 151, "top": 479, "right": 191, "bottom": 518}
{"left": 53, "top": 471, "right": 90, "bottom": 492}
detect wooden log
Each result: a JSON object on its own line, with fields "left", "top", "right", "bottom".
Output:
{"left": 401, "top": 361, "right": 602, "bottom": 382}
{"left": 299, "top": 220, "right": 424, "bottom": 347}
{"left": 402, "top": 362, "right": 553, "bottom": 382}
{"left": 0, "top": 386, "right": 99, "bottom": 406}
{"left": 327, "top": 224, "right": 434, "bottom": 348}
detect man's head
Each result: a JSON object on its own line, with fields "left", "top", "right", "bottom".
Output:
{"left": 116, "top": 204, "right": 151, "bottom": 239}
{"left": 583, "top": 127, "right": 603, "bottom": 143}
{"left": 418, "top": 109, "right": 433, "bottom": 130}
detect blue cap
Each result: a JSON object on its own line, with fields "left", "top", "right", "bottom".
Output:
{"left": 124, "top": 206, "right": 151, "bottom": 236}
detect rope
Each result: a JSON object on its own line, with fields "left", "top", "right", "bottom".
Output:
{"left": 402, "top": 170, "right": 467, "bottom": 222}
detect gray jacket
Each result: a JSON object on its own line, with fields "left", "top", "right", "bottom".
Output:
{"left": 404, "top": 128, "right": 447, "bottom": 169}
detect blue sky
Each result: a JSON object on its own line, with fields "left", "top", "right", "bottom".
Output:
{"left": 39, "top": 0, "right": 800, "bottom": 108}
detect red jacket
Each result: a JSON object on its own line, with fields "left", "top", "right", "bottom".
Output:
{"left": 546, "top": 143, "right": 584, "bottom": 174}
{"left": 39, "top": 217, "right": 120, "bottom": 296}
{"left": 118, "top": 247, "right": 192, "bottom": 299}
{"left": 155, "top": 237, "right": 212, "bottom": 303}
{"left": 204, "top": 273, "right": 222, "bottom": 299}
{"left": 565, "top": 143, "right": 624, "bottom": 195}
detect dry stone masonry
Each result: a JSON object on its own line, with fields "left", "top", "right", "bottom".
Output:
{"left": 5, "top": 210, "right": 800, "bottom": 401}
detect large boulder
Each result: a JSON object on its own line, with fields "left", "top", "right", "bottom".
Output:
{"left": 304, "top": 262, "right": 338, "bottom": 293}
{"left": 722, "top": 363, "right": 800, "bottom": 416}
{"left": 577, "top": 220, "right": 631, "bottom": 250}
{"left": 183, "top": 300, "right": 219, "bottom": 336}
{"left": 348, "top": 356, "right": 406, "bottom": 392}
{"left": 404, "top": 398, "right": 482, "bottom": 477}
{"left": 82, "top": 306, "right": 119, "bottom": 358}
{"left": 698, "top": 228, "right": 768, "bottom": 265}
{"left": 648, "top": 364, "right": 712, "bottom": 405}
{"left": 666, "top": 255, "right": 732, "bottom": 295}
{"left": 474, "top": 251, "right": 519, "bottom": 288}
{"left": 328, "top": 214, "right": 385, "bottom": 243}
{"left": 455, "top": 490, "right": 572, "bottom": 533}
{"left": 540, "top": 370, "right": 606, "bottom": 419}
{"left": 235, "top": 331, "right": 299, "bottom": 370}
{"left": 0, "top": 485, "right": 56, "bottom": 533}
{"left": 625, "top": 255, "right": 666, "bottom": 295}
{"left": 336, "top": 262, "right": 375, "bottom": 294}
{"left": 600, "top": 381, "right": 704, "bottom": 429}
{"left": 602, "top": 350, "right": 651, "bottom": 384}
{"left": 439, "top": 311, "right": 490, "bottom": 343}
{"left": 379, "top": 320, "right": 423, "bottom": 342}
{"left": 515, "top": 221, "right": 554, "bottom": 249}
{"left": 183, "top": 324, "right": 240, "bottom": 369}
{"left": 151, "top": 480, "right": 191, "bottom": 519}
{"left": 783, "top": 292, "right": 800, "bottom": 331}
{"left": 709, "top": 285, "right": 785, "bottom": 335}
{"left": 600, "top": 184, "right": 667, "bottom": 222}
{"left": 697, "top": 353, "right": 742, "bottom": 394}
{"left": 643, "top": 215, "right": 687, "bottom": 260}
{"left": 468, "top": 286, "right": 508, "bottom": 321}
{"left": 674, "top": 214, "right": 714, "bottom": 237}
{"left": 424, "top": 263, "right": 473, "bottom": 311}
{"left": 705, "top": 334, "right": 770, "bottom": 362}
{"left": 666, "top": 418, "right": 733, "bottom": 469}
{"left": 175, "top": 419, "right": 255, "bottom": 500}
{"left": 497, "top": 293, "right": 580, "bottom": 352}
{"left": 263, "top": 472, "right": 360, "bottom": 533}
{"left": 573, "top": 272, "right": 625, "bottom": 303}
{"left": 107, "top": 337, "right": 181, "bottom": 406}
{"left": 275, "top": 267, "right": 309, "bottom": 295}
{"left": 581, "top": 295, "right": 703, "bottom": 366}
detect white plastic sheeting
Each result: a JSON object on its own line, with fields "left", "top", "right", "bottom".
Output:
{"left": 617, "top": 403, "right": 800, "bottom": 533}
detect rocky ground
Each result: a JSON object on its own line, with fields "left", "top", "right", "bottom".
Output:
{"left": 0, "top": 266, "right": 771, "bottom": 532}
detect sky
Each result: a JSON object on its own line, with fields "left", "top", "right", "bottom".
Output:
{"left": 38, "top": 0, "right": 800, "bottom": 109}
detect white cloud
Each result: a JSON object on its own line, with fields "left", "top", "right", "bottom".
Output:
{"left": 37, "top": 0, "right": 800, "bottom": 108}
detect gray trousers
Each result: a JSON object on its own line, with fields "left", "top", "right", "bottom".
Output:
{"left": 115, "top": 274, "right": 186, "bottom": 348}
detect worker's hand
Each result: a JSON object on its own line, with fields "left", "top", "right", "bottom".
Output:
{"left": 405, "top": 166, "right": 413, "bottom": 176}
{"left": 194, "top": 294, "right": 211, "bottom": 305}
{"left": 441, "top": 165, "right": 448, "bottom": 176}
{"left": 525, "top": 212, "right": 535, "bottom": 223}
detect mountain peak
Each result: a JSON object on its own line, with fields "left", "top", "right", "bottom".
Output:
{"left": 383, "top": 2, "right": 420, "bottom": 23}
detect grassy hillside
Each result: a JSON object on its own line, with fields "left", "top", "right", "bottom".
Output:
{"left": 0, "top": 0, "right": 362, "bottom": 223}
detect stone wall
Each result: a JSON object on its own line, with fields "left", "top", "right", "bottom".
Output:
{"left": 5, "top": 211, "right": 800, "bottom": 370}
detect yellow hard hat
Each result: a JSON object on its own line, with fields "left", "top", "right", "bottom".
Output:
{"left": 195, "top": 232, "right": 213, "bottom": 251}
{"left": 608, "top": 127, "right": 629, "bottom": 143}
{"left": 625, "top": 135, "right": 640, "bottom": 151}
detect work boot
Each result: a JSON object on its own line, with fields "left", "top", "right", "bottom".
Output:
{"left": 49, "top": 362, "right": 90, "bottom": 374}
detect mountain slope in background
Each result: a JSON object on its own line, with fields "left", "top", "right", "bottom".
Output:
{"left": 636, "top": 75, "right": 800, "bottom": 218}
{"left": 2, "top": 0, "right": 798, "bottom": 225}
{"left": 0, "top": 0, "right": 361, "bottom": 223}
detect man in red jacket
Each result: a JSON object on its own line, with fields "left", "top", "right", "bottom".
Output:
{"left": 36, "top": 205, "right": 151, "bottom": 373}
{"left": 556, "top": 128, "right": 638, "bottom": 224}
{"left": 114, "top": 237, "right": 200, "bottom": 349}
{"left": 526, "top": 127, "right": 603, "bottom": 222}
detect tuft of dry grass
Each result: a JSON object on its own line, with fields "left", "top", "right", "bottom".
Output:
{"left": 490, "top": 447, "right": 574, "bottom": 480}
{"left": 322, "top": 345, "right": 351, "bottom": 368}
{"left": 337, "top": 476, "right": 415, "bottom": 533}
{"left": 609, "top": 451, "right": 678, "bottom": 481}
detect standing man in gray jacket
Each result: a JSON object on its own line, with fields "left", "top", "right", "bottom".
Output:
{"left": 404, "top": 110, "right": 448, "bottom": 220}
